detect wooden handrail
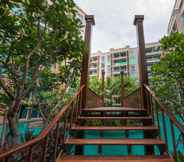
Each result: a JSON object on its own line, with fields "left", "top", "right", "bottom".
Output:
{"left": 0, "top": 85, "right": 85, "bottom": 158}
{"left": 107, "top": 88, "right": 140, "bottom": 99}
{"left": 88, "top": 88, "right": 102, "bottom": 99}
{"left": 123, "top": 87, "right": 141, "bottom": 99}
{"left": 144, "top": 84, "right": 184, "bottom": 135}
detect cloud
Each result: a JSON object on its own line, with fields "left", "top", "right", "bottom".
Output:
{"left": 75, "top": 0, "right": 175, "bottom": 53}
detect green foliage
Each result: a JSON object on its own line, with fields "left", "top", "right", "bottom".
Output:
{"left": 89, "top": 75, "right": 138, "bottom": 106}
{"left": 105, "top": 76, "right": 138, "bottom": 96}
{"left": 151, "top": 32, "right": 184, "bottom": 115}
{"left": 89, "top": 76, "right": 102, "bottom": 95}
{"left": 0, "top": 0, "right": 84, "bottom": 143}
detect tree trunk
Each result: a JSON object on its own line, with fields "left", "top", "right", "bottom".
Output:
{"left": 7, "top": 100, "right": 21, "bottom": 146}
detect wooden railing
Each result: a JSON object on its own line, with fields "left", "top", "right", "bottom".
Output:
{"left": 144, "top": 84, "right": 184, "bottom": 161}
{"left": 0, "top": 85, "right": 85, "bottom": 162}
{"left": 86, "top": 88, "right": 104, "bottom": 108}
{"left": 123, "top": 87, "right": 142, "bottom": 108}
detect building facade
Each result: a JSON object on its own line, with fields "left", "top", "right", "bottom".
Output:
{"left": 110, "top": 47, "right": 130, "bottom": 77}
{"left": 76, "top": 5, "right": 87, "bottom": 38}
{"left": 89, "top": 51, "right": 111, "bottom": 79}
{"left": 89, "top": 51, "right": 101, "bottom": 78}
{"left": 51, "top": 5, "right": 87, "bottom": 74}
{"left": 89, "top": 47, "right": 137, "bottom": 79}
{"left": 145, "top": 42, "right": 161, "bottom": 78}
{"left": 168, "top": 0, "right": 184, "bottom": 34}
{"left": 89, "top": 42, "right": 162, "bottom": 80}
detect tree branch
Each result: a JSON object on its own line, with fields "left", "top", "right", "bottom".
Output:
{"left": 0, "top": 76, "right": 14, "bottom": 100}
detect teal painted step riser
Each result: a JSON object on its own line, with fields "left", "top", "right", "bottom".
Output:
{"left": 66, "top": 145, "right": 163, "bottom": 156}
{"left": 69, "top": 114, "right": 184, "bottom": 156}
{"left": 67, "top": 130, "right": 163, "bottom": 156}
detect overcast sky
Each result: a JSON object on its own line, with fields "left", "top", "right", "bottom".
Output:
{"left": 74, "top": 0, "right": 175, "bottom": 53}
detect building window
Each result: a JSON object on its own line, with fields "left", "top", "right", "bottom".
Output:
{"left": 114, "top": 59, "right": 126, "bottom": 64}
{"left": 19, "top": 107, "right": 28, "bottom": 119}
{"left": 181, "top": 12, "right": 184, "bottom": 24}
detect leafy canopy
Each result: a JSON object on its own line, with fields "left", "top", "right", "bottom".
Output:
{"left": 0, "top": 0, "right": 84, "bottom": 117}
{"left": 151, "top": 32, "right": 184, "bottom": 115}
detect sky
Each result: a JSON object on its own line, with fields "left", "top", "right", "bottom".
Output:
{"left": 74, "top": 0, "right": 175, "bottom": 53}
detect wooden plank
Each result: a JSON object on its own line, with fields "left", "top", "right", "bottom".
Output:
{"left": 78, "top": 116, "right": 152, "bottom": 120}
{"left": 65, "top": 138, "right": 165, "bottom": 145}
{"left": 83, "top": 107, "right": 146, "bottom": 112}
{"left": 71, "top": 125, "right": 159, "bottom": 131}
{"left": 57, "top": 155, "right": 174, "bottom": 162}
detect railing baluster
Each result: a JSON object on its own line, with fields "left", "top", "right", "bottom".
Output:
{"left": 42, "top": 137, "right": 48, "bottom": 162}
{"left": 70, "top": 101, "right": 75, "bottom": 129}
{"left": 170, "top": 119, "right": 177, "bottom": 159}
{"left": 54, "top": 122, "right": 60, "bottom": 161}
{"left": 75, "top": 96, "right": 80, "bottom": 123}
{"left": 161, "top": 111, "right": 168, "bottom": 147}
{"left": 79, "top": 90, "right": 83, "bottom": 115}
{"left": 2, "top": 157, "right": 8, "bottom": 162}
{"left": 0, "top": 86, "right": 85, "bottom": 161}
{"left": 155, "top": 103, "right": 160, "bottom": 132}
{"left": 27, "top": 146, "right": 33, "bottom": 162}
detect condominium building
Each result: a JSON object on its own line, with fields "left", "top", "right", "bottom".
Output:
{"left": 51, "top": 5, "right": 87, "bottom": 74}
{"left": 89, "top": 46, "right": 137, "bottom": 79}
{"left": 110, "top": 47, "right": 130, "bottom": 77}
{"left": 145, "top": 42, "right": 161, "bottom": 78}
{"left": 89, "top": 42, "right": 162, "bottom": 80}
{"left": 76, "top": 5, "right": 87, "bottom": 38}
{"left": 89, "top": 51, "right": 101, "bottom": 78}
{"left": 129, "top": 48, "right": 139, "bottom": 79}
{"left": 89, "top": 51, "right": 111, "bottom": 79}
{"left": 168, "top": 0, "right": 184, "bottom": 33}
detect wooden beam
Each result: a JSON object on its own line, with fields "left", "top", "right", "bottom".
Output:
{"left": 133, "top": 15, "right": 149, "bottom": 110}
{"left": 121, "top": 71, "right": 125, "bottom": 107}
{"left": 134, "top": 16, "right": 153, "bottom": 154}
{"left": 101, "top": 70, "right": 105, "bottom": 106}
{"left": 80, "top": 15, "right": 95, "bottom": 109}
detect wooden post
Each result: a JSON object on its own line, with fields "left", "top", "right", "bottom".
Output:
{"left": 133, "top": 15, "right": 149, "bottom": 110}
{"left": 134, "top": 15, "right": 153, "bottom": 155}
{"left": 101, "top": 70, "right": 105, "bottom": 106}
{"left": 80, "top": 15, "right": 95, "bottom": 109}
{"left": 120, "top": 71, "right": 125, "bottom": 107}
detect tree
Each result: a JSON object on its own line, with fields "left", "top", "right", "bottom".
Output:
{"left": 151, "top": 32, "right": 184, "bottom": 122}
{"left": 0, "top": 0, "right": 84, "bottom": 145}
{"left": 89, "top": 75, "right": 138, "bottom": 106}
{"left": 89, "top": 76, "right": 102, "bottom": 95}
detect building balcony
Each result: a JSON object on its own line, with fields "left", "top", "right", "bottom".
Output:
{"left": 146, "top": 51, "right": 161, "bottom": 56}
{"left": 146, "top": 59, "right": 160, "bottom": 63}
{"left": 112, "top": 56, "right": 127, "bottom": 60}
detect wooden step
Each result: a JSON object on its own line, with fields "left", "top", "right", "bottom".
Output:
{"left": 71, "top": 125, "right": 159, "bottom": 131}
{"left": 65, "top": 138, "right": 165, "bottom": 146}
{"left": 83, "top": 107, "right": 146, "bottom": 112}
{"left": 78, "top": 116, "right": 152, "bottom": 121}
{"left": 57, "top": 155, "right": 174, "bottom": 162}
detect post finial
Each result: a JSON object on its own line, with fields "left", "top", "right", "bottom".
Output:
{"left": 85, "top": 15, "right": 95, "bottom": 25}
{"left": 134, "top": 15, "right": 144, "bottom": 25}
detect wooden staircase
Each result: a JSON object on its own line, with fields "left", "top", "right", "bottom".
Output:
{"left": 0, "top": 86, "right": 182, "bottom": 162}
{"left": 57, "top": 107, "right": 174, "bottom": 162}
